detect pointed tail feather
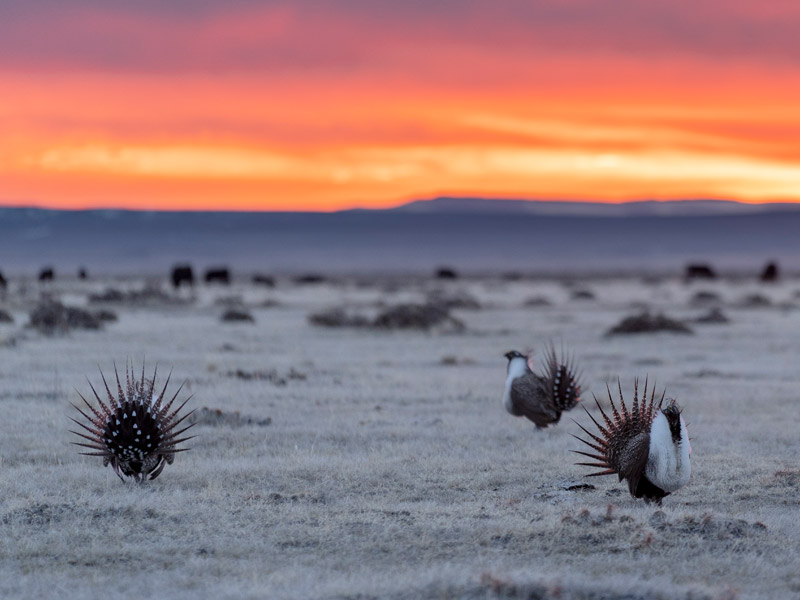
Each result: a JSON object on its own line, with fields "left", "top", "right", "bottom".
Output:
{"left": 541, "top": 343, "right": 581, "bottom": 413}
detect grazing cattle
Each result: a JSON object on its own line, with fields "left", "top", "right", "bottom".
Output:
{"left": 38, "top": 267, "right": 55, "bottom": 282}
{"left": 435, "top": 267, "right": 458, "bottom": 280}
{"left": 78, "top": 267, "right": 88, "bottom": 280}
{"left": 685, "top": 263, "right": 716, "bottom": 280}
{"left": 171, "top": 264, "right": 195, "bottom": 288}
{"left": 502, "top": 271, "right": 523, "bottom": 281}
{"left": 293, "top": 274, "right": 325, "bottom": 284}
{"left": 252, "top": 274, "right": 276, "bottom": 287}
{"left": 205, "top": 267, "right": 231, "bottom": 285}
{"left": 760, "top": 261, "right": 779, "bottom": 283}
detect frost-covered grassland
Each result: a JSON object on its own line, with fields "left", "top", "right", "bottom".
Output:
{"left": 0, "top": 275, "right": 798, "bottom": 599}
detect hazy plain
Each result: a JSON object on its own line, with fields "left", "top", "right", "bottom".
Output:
{"left": 0, "top": 274, "right": 798, "bottom": 599}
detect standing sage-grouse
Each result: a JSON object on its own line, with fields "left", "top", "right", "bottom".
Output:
{"left": 573, "top": 379, "right": 691, "bottom": 503}
{"left": 70, "top": 362, "right": 194, "bottom": 482}
{"left": 502, "top": 346, "right": 582, "bottom": 428}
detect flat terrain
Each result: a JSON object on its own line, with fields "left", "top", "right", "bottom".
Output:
{"left": 0, "top": 275, "right": 798, "bottom": 599}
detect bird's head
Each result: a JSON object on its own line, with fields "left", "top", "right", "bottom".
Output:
{"left": 661, "top": 399, "right": 684, "bottom": 443}
{"left": 504, "top": 350, "right": 526, "bottom": 362}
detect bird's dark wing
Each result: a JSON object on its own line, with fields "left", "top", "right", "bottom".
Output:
{"left": 510, "top": 373, "right": 559, "bottom": 427}
{"left": 615, "top": 431, "right": 651, "bottom": 496}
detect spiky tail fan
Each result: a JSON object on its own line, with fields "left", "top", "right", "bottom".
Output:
{"left": 70, "top": 361, "right": 195, "bottom": 482}
{"left": 541, "top": 344, "right": 582, "bottom": 414}
{"left": 571, "top": 378, "right": 665, "bottom": 499}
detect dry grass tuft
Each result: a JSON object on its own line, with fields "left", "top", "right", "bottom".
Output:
{"left": 225, "top": 368, "right": 306, "bottom": 385}
{"left": 189, "top": 406, "right": 272, "bottom": 427}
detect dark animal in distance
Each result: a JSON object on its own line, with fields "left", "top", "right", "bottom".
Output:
{"left": 205, "top": 268, "right": 231, "bottom": 285}
{"left": 78, "top": 267, "right": 88, "bottom": 280}
{"left": 70, "top": 362, "right": 194, "bottom": 482}
{"left": 435, "top": 267, "right": 458, "bottom": 280}
{"left": 38, "top": 267, "right": 54, "bottom": 282}
{"left": 760, "top": 261, "right": 779, "bottom": 283}
{"left": 252, "top": 274, "right": 275, "bottom": 287}
{"left": 573, "top": 379, "right": 691, "bottom": 504}
{"left": 171, "top": 265, "right": 195, "bottom": 288}
{"left": 0, "top": 271, "right": 6, "bottom": 292}
{"left": 294, "top": 274, "right": 325, "bottom": 284}
{"left": 502, "top": 346, "right": 582, "bottom": 428}
{"left": 685, "top": 263, "right": 716, "bottom": 280}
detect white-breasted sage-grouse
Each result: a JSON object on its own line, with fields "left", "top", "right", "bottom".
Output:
{"left": 70, "top": 362, "right": 194, "bottom": 482}
{"left": 573, "top": 379, "right": 691, "bottom": 503}
{"left": 502, "top": 346, "right": 582, "bottom": 428}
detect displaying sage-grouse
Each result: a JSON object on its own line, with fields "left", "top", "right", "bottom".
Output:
{"left": 70, "top": 362, "right": 194, "bottom": 482}
{"left": 573, "top": 379, "right": 691, "bottom": 503}
{"left": 502, "top": 347, "right": 582, "bottom": 428}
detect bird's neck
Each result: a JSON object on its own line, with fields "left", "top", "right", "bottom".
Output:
{"left": 506, "top": 357, "right": 529, "bottom": 381}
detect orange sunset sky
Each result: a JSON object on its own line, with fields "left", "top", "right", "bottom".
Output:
{"left": 2, "top": 0, "right": 800, "bottom": 211}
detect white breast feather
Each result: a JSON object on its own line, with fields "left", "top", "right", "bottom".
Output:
{"left": 645, "top": 411, "right": 692, "bottom": 492}
{"left": 502, "top": 357, "right": 529, "bottom": 414}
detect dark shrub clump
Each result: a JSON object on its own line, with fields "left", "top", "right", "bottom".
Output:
{"left": 738, "top": 294, "right": 772, "bottom": 308}
{"left": 690, "top": 290, "right": 722, "bottom": 306}
{"left": 89, "top": 286, "right": 184, "bottom": 306}
{"left": 427, "top": 290, "right": 481, "bottom": 310}
{"left": 373, "top": 303, "right": 464, "bottom": 331}
{"left": 29, "top": 300, "right": 102, "bottom": 333}
{"left": 571, "top": 289, "right": 595, "bottom": 301}
{"left": 607, "top": 312, "right": 693, "bottom": 336}
{"left": 308, "top": 308, "right": 370, "bottom": 328}
{"left": 221, "top": 309, "right": 255, "bottom": 323}
{"left": 189, "top": 406, "right": 271, "bottom": 427}
{"left": 94, "top": 309, "right": 118, "bottom": 322}
{"left": 523, "top": 296, "right": 553, "bottom": 307}
{"left": 693, "top": 308, "right": 730, "bottom": 324}
{"left": 309, "top": 303, "right": 464, "bottom": 332}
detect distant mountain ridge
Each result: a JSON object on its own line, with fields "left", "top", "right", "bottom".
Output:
{"left": 3, "top": 197, "right": 800, "bottom": 218}
{"left": 387, "top": 197, "right": 800, "bottom": 217}
{"left": 2, "top": 199, "right": 800, "bottom": 275}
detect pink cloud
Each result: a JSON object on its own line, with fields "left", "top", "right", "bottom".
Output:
{"left": 2, "top": 1, "right": 800, "bottom": 76}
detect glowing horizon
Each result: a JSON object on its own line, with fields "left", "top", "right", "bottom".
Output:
{"left": 3, "top": 1, "right": 800, "bottom": 211}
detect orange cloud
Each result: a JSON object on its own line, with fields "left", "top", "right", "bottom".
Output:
{"left": 2, "top": 2, "right": 800, "bottom": 210}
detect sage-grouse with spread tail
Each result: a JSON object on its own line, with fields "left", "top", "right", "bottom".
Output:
{"left": 502, "top": 346, "right": 581, "bottom": 428}
{"left": 70, "top": 362, "right": 194, "bottom": 482}
{"left": 573, "top": 379, "right": 691, "bottom": 503}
